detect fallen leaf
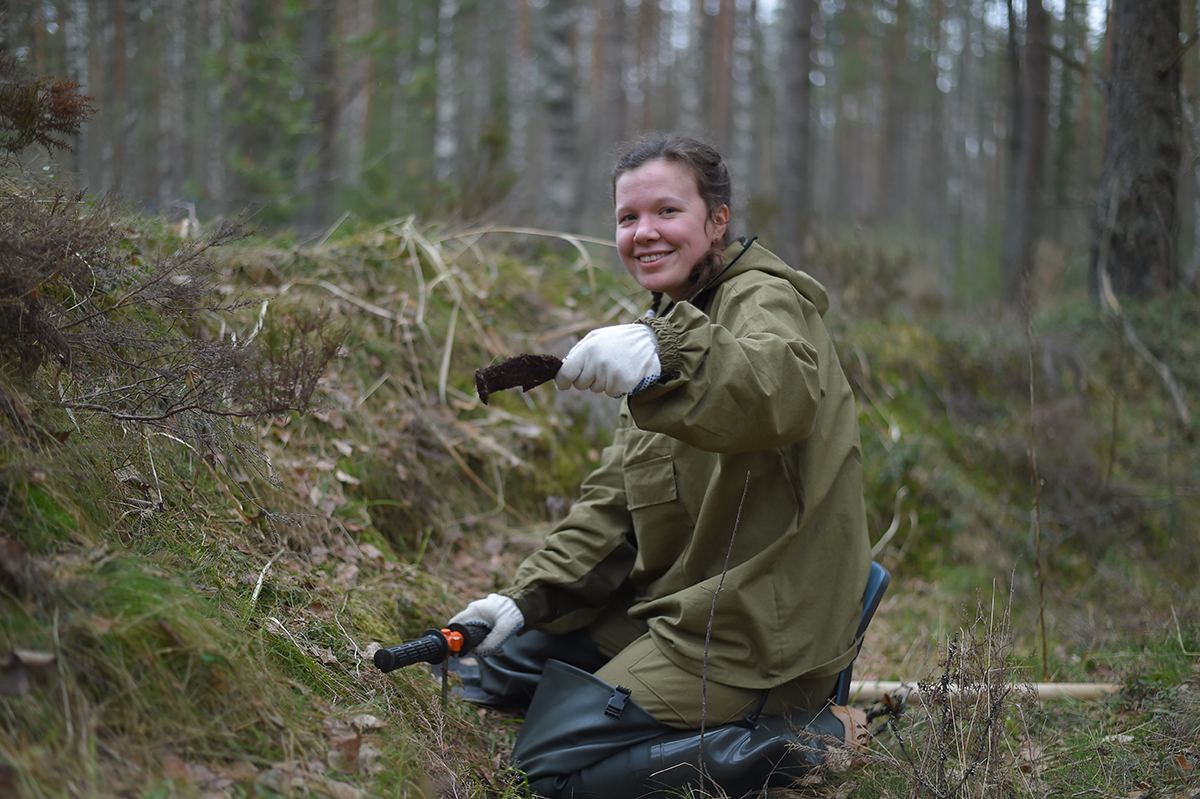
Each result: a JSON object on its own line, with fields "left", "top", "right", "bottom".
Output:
{"left": 334, "top": 563, "right": 358, "bottom": 587}
{"left": 0, "top": 535, "right": 31, "bottom": 586}
{"left": 162, "top": 753, "right": 190, "bottom": 781}
{"left": 1018, "top": 736, "right": 1045, "bottom": 775}
{"left": 327, "top": 732, "right": 362, "bottom": 773}
{"left": 90, "top": 615, "right": 114, "bottom": 634}
{"left": 324, "top": 777, "right": 363, "bottom": 799}
{"left": 358, "top": 738, "right": 384, "bottom": 775}
{"left": 0, "top": 649, "right": 58, "bottom": 696}
{"left": 349, "top": 714, "right": 384, "bottom": 731}
{"left": 334, "top": 469, "right": 360, "bottom": 485}
{"left": 311, "top": 646, "right": 339, "bottom": 666}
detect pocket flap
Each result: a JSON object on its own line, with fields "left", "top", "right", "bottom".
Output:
{"left": 624, "top": 455, "right": 677, "bottom": 510}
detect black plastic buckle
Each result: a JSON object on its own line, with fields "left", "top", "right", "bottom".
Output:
{"left": 604, "top": 685, "right": 632, "bottom": 719}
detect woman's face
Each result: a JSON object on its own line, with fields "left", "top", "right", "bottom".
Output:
{"left": 614, "top": 159, "right": 729, "bottom": 303}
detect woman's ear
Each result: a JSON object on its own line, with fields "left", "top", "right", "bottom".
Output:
{"left": 709, "top": 205, "right": 730, "bottom": 243}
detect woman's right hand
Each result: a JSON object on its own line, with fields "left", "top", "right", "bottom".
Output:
{"left": 447, "top": 593, "right": 524, "bottom": 655}
{"left": 555, "top": 323, "right": 661, "bottom": 397}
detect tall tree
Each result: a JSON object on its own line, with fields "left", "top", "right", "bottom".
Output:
{"left": 158, "top": 0, "right": 186, "bottom": 210}
{"left": 1186, "top": 0, "right": 1200, "bottom": 289}
{"left": 539, "top": 0, "right": 581, "bottom": 232}
{"left": 433, "top": 0, "right": 459, "bottom": 186}
{"left": 711, "top": 0, "right": 735, "bottom": 154}
{"left": 1002, "top": 0, "right": 1050, "bottom": 305}
{"left": 64, "top": 0, "right": 89, "bottom": 179}
{"left": 878, "top": 0, "right": 910, "bottom": 225}
{"left": 779, "top": 0, "right": 814, "bottom": 268}
{"left": 301, "top": 0, "right": 339, "bottom": 232}
{"left": 1090, "top": 0, "right": 1183, "bottom": 299}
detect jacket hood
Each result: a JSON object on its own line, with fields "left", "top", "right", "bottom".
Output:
{"left": 691, "top": 239, "right": 830, "bottom": 316}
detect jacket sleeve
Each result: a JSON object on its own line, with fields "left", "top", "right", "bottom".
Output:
{"left": 504, "top": 415, "right": 637, "bottom": 628}
{"left": 632, "top": 277, "right": 825, "bottom": 453}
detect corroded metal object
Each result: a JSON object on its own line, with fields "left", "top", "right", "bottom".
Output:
{"left": 475, "top": 354, "right": 562, "bottom": 405}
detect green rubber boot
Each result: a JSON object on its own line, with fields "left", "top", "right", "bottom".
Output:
{"left": 513, "top": 659, "right": 847, "bottom": 799}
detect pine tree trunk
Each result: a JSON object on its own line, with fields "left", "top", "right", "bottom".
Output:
{"left": 342, "top": 0, "right": 376, "bottom": 190}
{"left": 204, "top": 0, "right": 225, "bottom": 210}
{"left": 1003, "top": 0, "right": 1050, "bottom": 305}
{"left": 302, "top": 0, "right": 339, "bottom": 232}
{"left": 1186, "top": 0, "right": 1200, "bottom": 290}
{"left": 710, "top": 0, "right": 735, "bottom": 154}
{"left": 679, "top": 0, "right": 704, "bottom": 135}
{"left": 879, "top": 0, "right": 908, "bottom": 225}
{"left": 64, "top": 0, "right": 90, "bottom": 179}
{"left": 158, "top": 0, "right": 186, "bottom": 210}
{"left": 779, "top": 0, "right": 813, "bottom": 268}
{"left": 1090, "top": 0, "right": 1182, "bottom": 299}
{"left": 729, "top": 0, "right": 755, "bottom": 216}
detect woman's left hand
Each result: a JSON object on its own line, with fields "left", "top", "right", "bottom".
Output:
{"left": 555, "top": 323, "right": 661, "bottom": 397}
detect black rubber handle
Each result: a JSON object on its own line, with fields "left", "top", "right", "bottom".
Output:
{"left": 373, "top": 628, "right": 448, "bottom": 674}
{"left": 456, "top": 621, "right": 492, "bottom": 653}
{"left": 372, "top": 621, "right": 493, "bottom": 674}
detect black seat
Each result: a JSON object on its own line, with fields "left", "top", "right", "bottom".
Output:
{"left": 832, "top": 560, "right": 891, "bottom": 705}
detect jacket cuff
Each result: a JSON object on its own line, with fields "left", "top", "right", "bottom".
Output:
{"left": 637, "top": 316, "right": 682, "bottom": 383}
{"left": 509, "top": 590, "right": 548, "bottom": 628}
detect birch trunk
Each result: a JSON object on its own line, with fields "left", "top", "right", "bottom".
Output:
{"left": 434, "top": 0, "right": 459, "bottom": 183}
{"left": 540, "top": 0, "right": 581, "bottom": 232}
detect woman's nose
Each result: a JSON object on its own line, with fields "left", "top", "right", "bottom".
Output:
{"left": 634, "top": 219, "right": 658, "bottom": 243}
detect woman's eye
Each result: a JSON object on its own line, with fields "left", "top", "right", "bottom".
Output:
{"left": 661, "top": 207, "right": 677, "bottom": 215}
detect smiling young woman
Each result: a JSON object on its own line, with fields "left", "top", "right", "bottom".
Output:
{"left": 614, "top": 158, "right": 729, "bottom": 303}
{"left": 447, "top": 133, "right": 873, "bottom": 798}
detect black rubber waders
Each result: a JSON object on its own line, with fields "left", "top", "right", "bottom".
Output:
{"left": 513, "top": 659, "right": 846, "bottom": 799}
{"left": 476, "top": 629, "right": 610, "bottom": 708}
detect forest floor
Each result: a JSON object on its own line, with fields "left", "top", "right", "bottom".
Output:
{"left": 1, "top": 217, "right": 1198, "bottom": 798}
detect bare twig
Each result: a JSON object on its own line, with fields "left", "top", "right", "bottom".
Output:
{"left": 1023, "top": 277, "right": 1050, "bottom": 682}
{"left": 698, "top": 471, "right": 751, "bottom": 796}
{"left": 872, "top": 485, "right": 910, "bottom": 557}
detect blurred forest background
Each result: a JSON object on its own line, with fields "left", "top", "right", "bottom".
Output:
{"left": 1, "top": 0, "right": 1197, "bottom": 308}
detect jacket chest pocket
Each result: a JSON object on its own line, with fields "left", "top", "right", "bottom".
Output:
{"left": 624, "top": 454, "right": 677, "bottom": 510}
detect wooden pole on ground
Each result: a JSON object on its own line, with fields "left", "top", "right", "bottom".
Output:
{"left": 848, "top": 680, "right": 1121, "bottom": 703}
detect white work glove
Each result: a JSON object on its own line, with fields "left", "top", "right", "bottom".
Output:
{"left": 555, "top": 323, "right": 661, "bottom": 398}
{"left": 447, "top": 593, "right": 524, "bottom": 656}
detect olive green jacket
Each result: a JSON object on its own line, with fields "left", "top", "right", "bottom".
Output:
{"left": 507, "top": 241, "right": 871, "bottom": 690}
